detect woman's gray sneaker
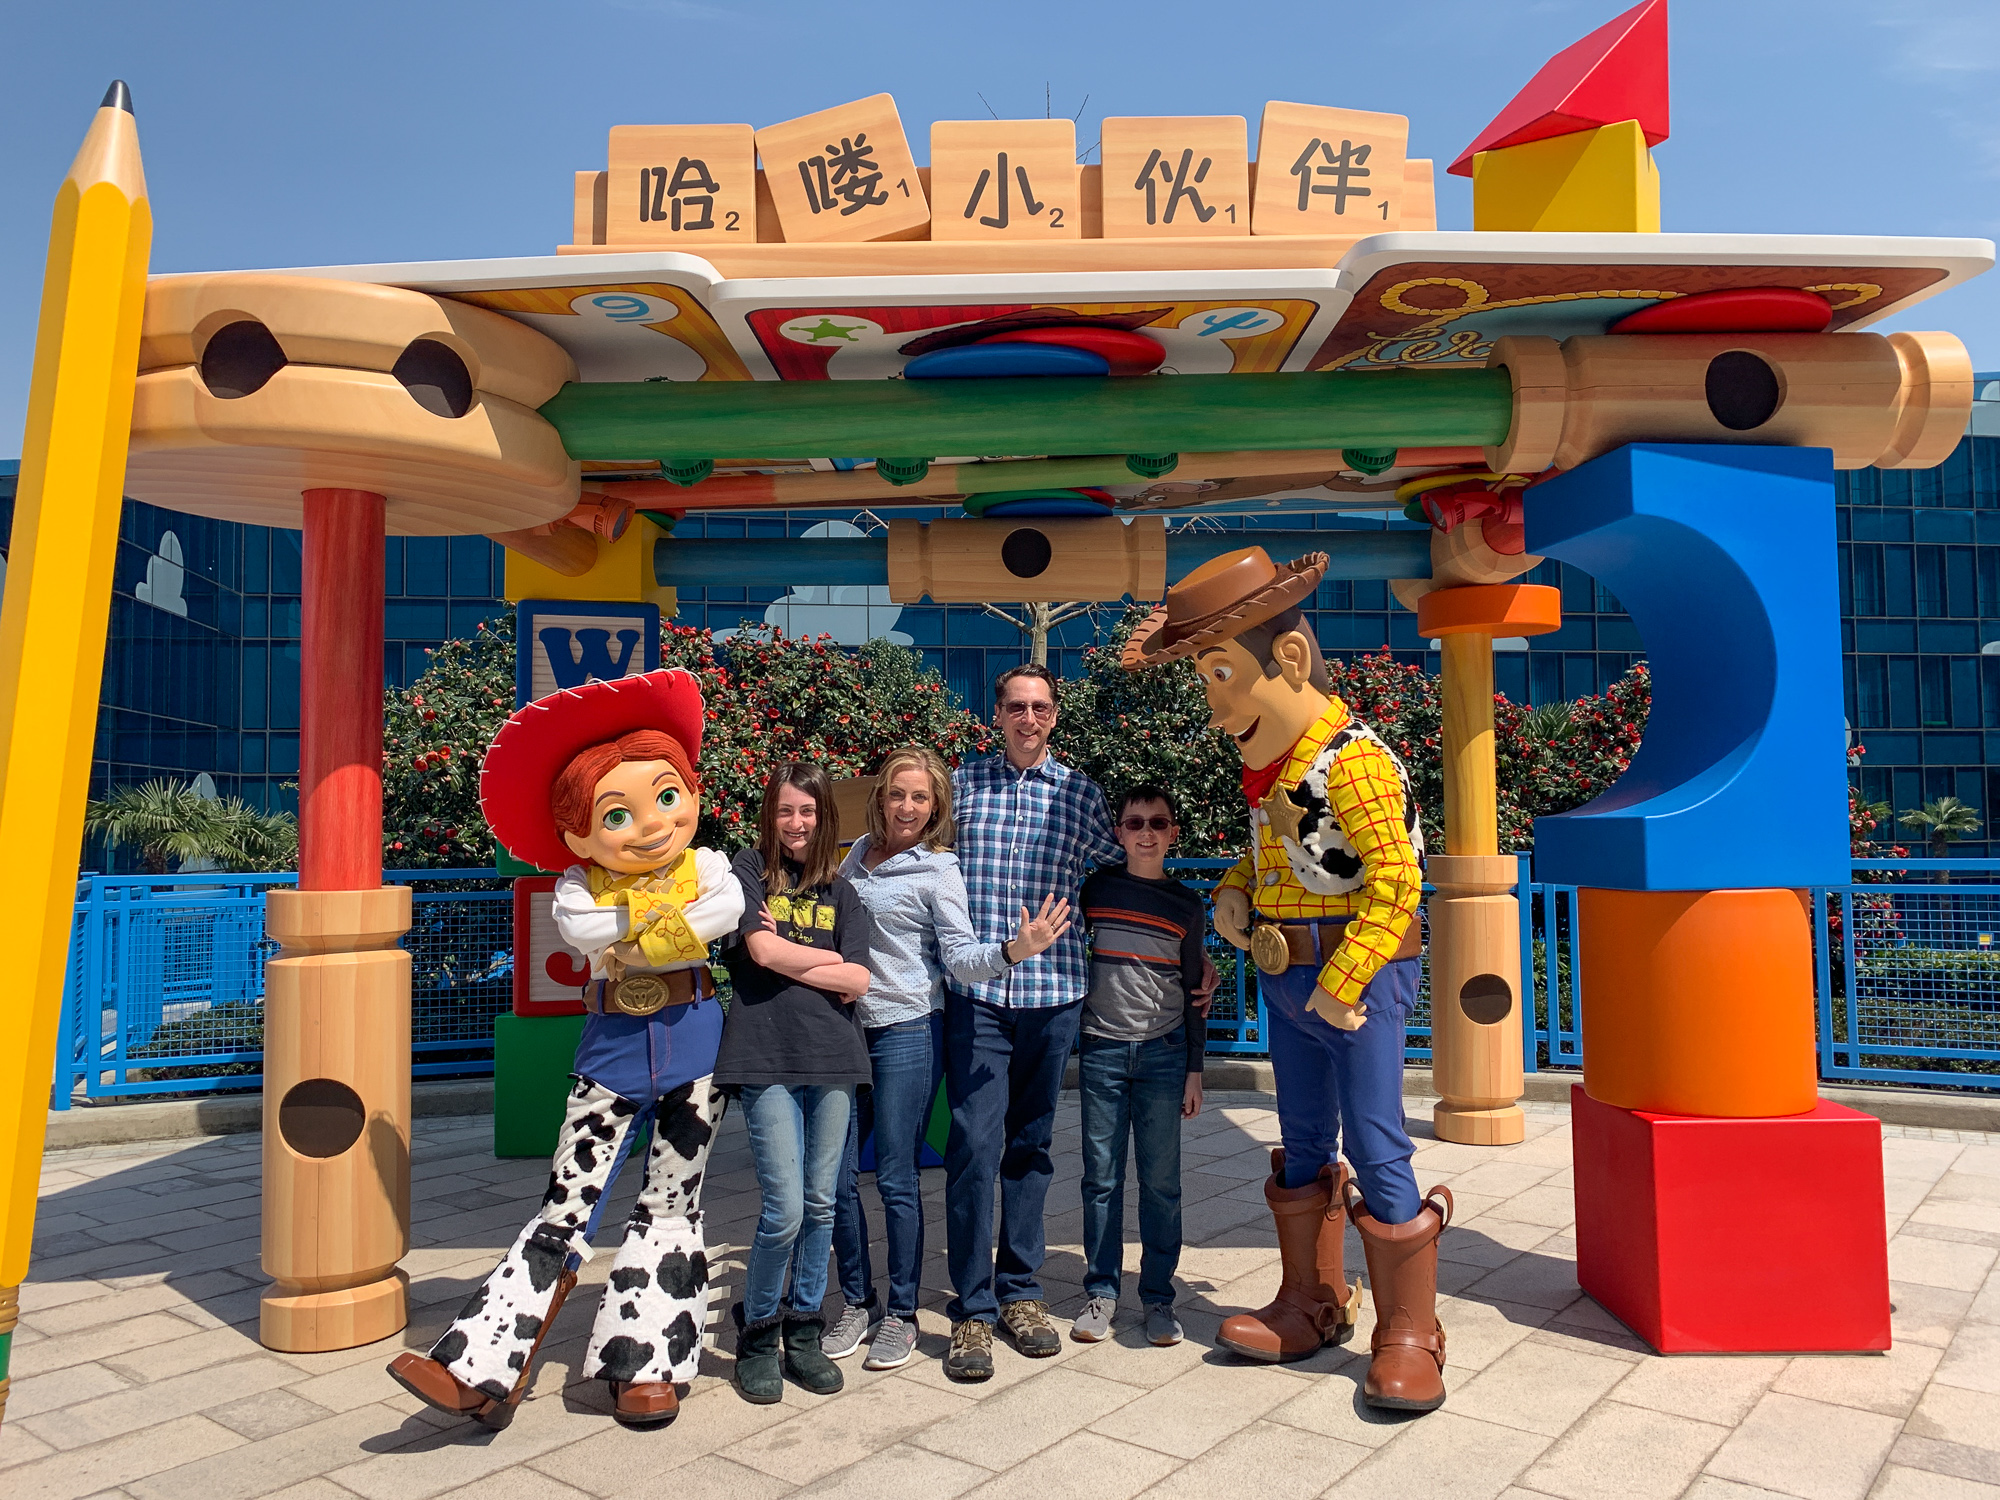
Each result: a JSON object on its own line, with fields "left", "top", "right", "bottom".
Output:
{"left": 1070, "top": 1297, "right": 1116, "bottom": 1343}
{"left": 822, "top": 1302, "right": 875, "bottom": 1359}
{"left": 863, "top": 1313, "right": 919, "bottom": 1370}
{"left": 1144, "top": 1304, "right": 1183, "bottom": 1346}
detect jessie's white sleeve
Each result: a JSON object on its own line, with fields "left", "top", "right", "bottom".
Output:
{"left": 682, "top": 847, "right": 747, "bottom": 945}
{"left": 552, "top": 867, "right": 625, "bottom": 957}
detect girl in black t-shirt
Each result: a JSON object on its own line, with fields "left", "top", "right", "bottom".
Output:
{"left": 715, "top": 763, "right": 873, "bottom": 1405}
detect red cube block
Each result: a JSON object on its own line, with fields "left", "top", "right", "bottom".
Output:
{"left": 1571, "top": 1084, "right": 1890, "bottom": 1353}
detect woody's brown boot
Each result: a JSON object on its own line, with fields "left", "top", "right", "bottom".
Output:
{"left": 1217, "top": 1150, "right": 1362, "bottom": 1362}
{"left": 388, "top": 1268, "right": 579, "bottom": 1430}
{"left": 1345, "top": 1180, "right": 1452, "bottom": 1411}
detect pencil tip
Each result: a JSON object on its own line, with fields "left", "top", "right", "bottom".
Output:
{"left": 101, "top": 80, "right": 133, "bottom": 114}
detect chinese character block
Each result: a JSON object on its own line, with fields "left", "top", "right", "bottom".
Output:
{"left": 756, "top": 94, "right": 930, "bottom": 244}
{"left": 607, "top": 124, "right": 756, "bottom": 245}
{"left": 930, "top": 120, "right": 1082, "bottom": 241}
{"left": 1252, "top": 102, "right": 1409, "bottom": 235}
{"left": 1099, "top": 116, "right": 1250, "bottom": 238}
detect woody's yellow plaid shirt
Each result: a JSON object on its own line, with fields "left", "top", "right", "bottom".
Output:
{"left": 1215, "top": 696, "right": 1423, "bottom": 1009}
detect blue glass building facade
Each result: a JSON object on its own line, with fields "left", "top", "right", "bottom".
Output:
{"left": 3, "top": 380, "right": 1997, "bottom": 861}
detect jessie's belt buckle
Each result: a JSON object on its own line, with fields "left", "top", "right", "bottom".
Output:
{"left": 610, "top": 973, "right": 672, "bottom": 1016}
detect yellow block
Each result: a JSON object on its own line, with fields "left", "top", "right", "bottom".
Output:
{"left": 502, "top": 522, "right": 671, "bottom": 611}
{"left": 1470, "top": 119, "right": 1660, "bottom": 233}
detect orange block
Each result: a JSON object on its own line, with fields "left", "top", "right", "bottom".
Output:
{"left": 1417, "top": 582, "right": 1562, "bottom": 638}
{"left": 1577, "top": 888, "right": 1818, "bottom": 1117}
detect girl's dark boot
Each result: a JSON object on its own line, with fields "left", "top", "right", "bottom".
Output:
{"left": 782, "top": 1312, "right": 844, "bottom": 1395}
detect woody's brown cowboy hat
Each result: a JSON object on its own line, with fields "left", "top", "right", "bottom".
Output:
{"left": 1121, "top": 547, "right": 1329, "bottom": 669}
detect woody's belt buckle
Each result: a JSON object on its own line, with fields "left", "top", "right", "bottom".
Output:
{"left": 1251, "top": 925, "right": 1291, "bottom": 977}
{"left": 610, "top": 973, "right": 671, "bottom": 1016}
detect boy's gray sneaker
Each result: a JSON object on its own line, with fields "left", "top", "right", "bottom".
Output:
{"left": 1070, "top": 1296, "right": 1116, "bottom": 1343}
{"left": 863, "top": 1313, "right": 919, "bottom": 1370}
{"left": 1144, "top": 1304, "right": 1183, "bottom": 1347}
{"left": 822, "top": 1302, "right": 875, "bottom": 1360}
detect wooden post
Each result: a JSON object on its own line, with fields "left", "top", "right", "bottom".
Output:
{"left": 259, "top": 487, "right": 414, "bottom": 1352}
{"left": 1419, "top": 584, "right": 1561, "bottom": 1146}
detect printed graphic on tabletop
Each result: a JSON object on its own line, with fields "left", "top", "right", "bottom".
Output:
{"left": 744, "top": 300, "right": 1319, "bottom": 380}
{"left": 450, "top": 283, "right": 750, "bottom": 383}
{"left": 1305, "top": 260, "right": 1945, "bottom": 372}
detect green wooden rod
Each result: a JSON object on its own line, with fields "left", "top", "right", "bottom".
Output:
{"left": 540, "top": 369, "right": 1513, "bottom": 462}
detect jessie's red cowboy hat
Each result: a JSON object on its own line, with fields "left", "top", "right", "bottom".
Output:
{"left": 478, "top": 668, "right": 705, "bottom": 873}
{"left": 1121, "top": 547, "right": 1329, "bottom": 670}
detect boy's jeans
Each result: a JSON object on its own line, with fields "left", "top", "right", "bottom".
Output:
{"left": 1078, "top": 1026, "right": 1188, "bottom": 1308}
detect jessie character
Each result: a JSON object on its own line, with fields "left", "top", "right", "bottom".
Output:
{"left": 1123, "top": 548, "right": 1452, "bottom": 1413}
{"left": 389, "top": 669, "right": 745, "bottom": 1432}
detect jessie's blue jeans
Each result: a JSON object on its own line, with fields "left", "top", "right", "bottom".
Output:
{"left": 1078, "top": 1027, "right": 1187, "bottom": 1307}
{"left": 833, "top": 1010, "right": 944, "bottom": 1319}
{"left": 740, "top": 1082, "right": 854, "bottom": 1325}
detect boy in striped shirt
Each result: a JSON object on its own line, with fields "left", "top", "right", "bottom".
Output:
{"left": 1071, "top": 785, "right": 1207, "bottom": 1349}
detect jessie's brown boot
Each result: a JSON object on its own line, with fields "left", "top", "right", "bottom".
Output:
{"left": 1346, "top": 1180, "right": 1452, "bottom": 1411}
{"left": 388, "top": 1267, "right": 578, "bottom": 1430}
{"left": 1217, "top": 1149, "right": 1362, "bottom": 1362}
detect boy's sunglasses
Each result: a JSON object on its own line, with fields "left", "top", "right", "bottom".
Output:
{"left": 1119, "top": 816, "right": 1175, "bottom": 832}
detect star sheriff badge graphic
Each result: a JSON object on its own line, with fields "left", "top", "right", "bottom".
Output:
{"left": 1261, "top": 782, "right": 1307, "bottom": 843}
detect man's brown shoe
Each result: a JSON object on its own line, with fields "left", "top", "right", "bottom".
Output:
{"left": 998, "top": 1299, "right": 1061, "bottom": 1357}
{"left": 609, "top": 1380, "right": 680, "bottom": 1427}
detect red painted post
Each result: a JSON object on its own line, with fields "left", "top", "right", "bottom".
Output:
{"left": 298, "top": 488, "right": 385, "bottom": 891}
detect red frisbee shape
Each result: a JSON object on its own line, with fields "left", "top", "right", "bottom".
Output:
{"left": 977, "top": 326, "right": 1166, "bottom": 376}
{"left": 479, "top": 668, "right": 705, "bottom": 873}
{"left": 1610, "top": 288, "right": 1834, "bottom": 336}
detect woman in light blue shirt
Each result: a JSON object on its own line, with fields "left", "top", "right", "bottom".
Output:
{"left": 824, "top": 746, "right": 1068, "bottom": 1371}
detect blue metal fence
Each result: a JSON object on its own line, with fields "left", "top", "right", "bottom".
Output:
{"left": 52, "top": 858, "right": 2000, "bottom": 1105}
{"left": 52, "top": 870, "right": 512, "bottom": 1108}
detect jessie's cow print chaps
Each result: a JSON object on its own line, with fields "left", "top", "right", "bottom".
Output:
{"left": 428, "top": 1076, "right": 726, "bottom": 1395}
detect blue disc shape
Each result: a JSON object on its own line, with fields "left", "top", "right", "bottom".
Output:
{"left": 903, "top": 344, "right": 1111, "bottom": 379}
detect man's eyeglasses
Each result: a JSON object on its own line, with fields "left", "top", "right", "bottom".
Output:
{"left": 1119, "top": 816, "right": 1175, "bottom": 832}
{"left": 999, "top": 700, "right": 1056, "bottom": 720}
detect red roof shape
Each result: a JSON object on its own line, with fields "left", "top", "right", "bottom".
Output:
{"left": 1447, "top": 0, "right": 1668, "bottom": 177}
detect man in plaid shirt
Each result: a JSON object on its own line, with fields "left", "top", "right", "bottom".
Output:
{"left": 1125, "top": 547, "right": 1453, "bottom": 1415}
{"left": 942, "top": 663, "right": 1119, "bottom": 1381}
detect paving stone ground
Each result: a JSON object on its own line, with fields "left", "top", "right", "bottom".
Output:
{"left": 6, "top": 1091, "right": 2000, "bottom": 1500}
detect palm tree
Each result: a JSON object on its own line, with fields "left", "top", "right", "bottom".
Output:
{"left": 84, "top": 779, "right": 298, "bottom": 874}
{"left": 1898, "top": 796, "right": 1983, "bottom": 881}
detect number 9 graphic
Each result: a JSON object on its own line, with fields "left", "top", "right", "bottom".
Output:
{"left": 569, "top": 291, "right": 679, "bottom": 324}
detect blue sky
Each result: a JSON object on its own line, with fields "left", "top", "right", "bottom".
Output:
{"left": 2, "top": 0, "right": 1996, "bottom": 447}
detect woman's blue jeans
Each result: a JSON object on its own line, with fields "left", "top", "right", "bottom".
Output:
{"left": 740, "top": 1082, "right": 854, "bottom": 1325}
{"left": 1078, "top": 1028, "right": 1187, "bottom": 1307}
{"left": 832, "top": 1010, "right": 943, "bottom": 1319}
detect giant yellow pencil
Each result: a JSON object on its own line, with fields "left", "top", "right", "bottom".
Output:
{"left": 0, "top": 82, "right": 151, "bottom": 1429}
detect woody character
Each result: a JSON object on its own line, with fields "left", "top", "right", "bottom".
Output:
{"left": 1123, "top": 548, "right": 1452, "bottom": 1412}
{"left": 388, "top": 668, "right": 745, "bottom": 1431}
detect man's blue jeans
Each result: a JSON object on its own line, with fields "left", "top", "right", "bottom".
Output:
{"left": 1078, "top": 1028, "right": 1187, "bottom": 1308}
{"left": 1263, "top": 956, "right": 1422, "bottom": 1224}
{"left": 943, "top": 992, "right": 1083, "bottom": 1324}
{"left": 833, "top": 1010, "right": 944, "bottom": 1319}
{"left": 739, "top": 1082, "right": 854, "bottom": 1325}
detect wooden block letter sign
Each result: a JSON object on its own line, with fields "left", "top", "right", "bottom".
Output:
{"left": 930, "top": 120, "right": 1082, "bottom": 240}
{"left": 1252, "top": 102, "right": 1409, "bottom": 235}
{"left": 756, "top": 94, "right": 929, "bottom": 243}
{"left": 1099, "top": 116, "right": 1250, "bottom": 238}
{"left": 607, "top": 125, "right": 755, "bottom": 245}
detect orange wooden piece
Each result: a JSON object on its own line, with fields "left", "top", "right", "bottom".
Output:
{"left": 1577, "top": 888, "right": 1819, "bottom": 1118}
{"left": 1416, "top": 582, "right": 1561, "bottom": 638}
